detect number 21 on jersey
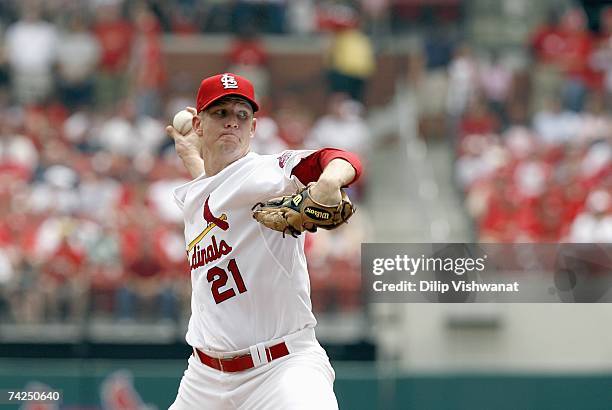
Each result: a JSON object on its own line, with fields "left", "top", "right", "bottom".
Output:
{"left": 207, "top": 259, "right": 247, "bottom": 304}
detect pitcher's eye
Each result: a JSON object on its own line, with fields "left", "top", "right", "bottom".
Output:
{"left": 237, "top": 111, "right": 249, "bottom": 120}
{"left": 213, "top": 109, "right": 226, "bottom": 117}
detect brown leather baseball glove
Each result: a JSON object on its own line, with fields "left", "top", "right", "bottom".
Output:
{"left": 252, "top": 185, "right": 355, "bottom": 237}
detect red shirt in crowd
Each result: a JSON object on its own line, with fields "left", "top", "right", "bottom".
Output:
{"left": 530, "top": 11, "right": 600, "bottom": 88}
{"left": 228, "top": 39, "right": 268, "bottom": 67}
{"left": 93, "top": 20, "right": 134, "bottom": 73}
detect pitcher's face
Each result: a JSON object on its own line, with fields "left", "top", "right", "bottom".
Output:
{"left": 195, "top": 97, "right": 256, "bottom": 160}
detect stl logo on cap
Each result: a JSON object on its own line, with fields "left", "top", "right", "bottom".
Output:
{"left": 221, "top": 73, "right": 239, "bottom": 89}
{"left": 196, "top": 72, "right": 259, "bottom": 113}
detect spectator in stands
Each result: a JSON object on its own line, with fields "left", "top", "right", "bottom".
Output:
{"left": 116, "top": 222, "right": 177, "bottom": 321}
{"left": 577, "top": 91, "right": 612, "bottom": 144}
{"left": 250, "top": 104, "right": 288, "bottom": 154}
{"left": 532, "top": 94, "right": 582, "bottom": 146}
{"left": 591, "top": 7, "right": 612, "bottom": 96}
{"left": 479, "top": 51, "right": 513, "bottom": 121}
{"left": 0, "top": 119, "right": 39, "bottom": 181}
{"left": 92, "top": 0, "right": 134, "bottom": 110}
{"left": 580, "top": 140, "right": 611, "bottom": 187}
{"left": 226, "top": 24, "right": 270, "bottom": 100}
{"left": 62, "top": 108, "right": 97, "bottom": 152}
{"left": 146, "top": 162, "right": 189, "bottom": 224}
{"left": 528, "top": 8, "right": 562, "bottom": 110}
{"left": 502, "top": 98, "right": 531, "bottom": 134}
{"left": 305, "top": 92, "right": 370, "bottom": 200}
{"left": 455, "top": 133, "right": 505, "bottom": 192}
{"left": 557, "top": 7, "right": 596, "bottom": 112}
{"left": 4, "top": 3, "right": 58, "bottom": 104}
{"left": 569, "top": 189, "right": 612, "bottom": 242}
{"left": 305, "top": 92, "right": 370, "bottom": 157}
{"left": 129, "top": 5, "right": 166, "bottom": 118}
{"left": 517, "top": 183, "right": 566, "bottom": 241}
{"left": 513, "top": 148, "right": 550, "bottom": 201}
{"left": 305, "top": 207, "right": 369, "bottom": 312}
{"left": 77, "top": 169, "right": 123, "bottom": 221}
{"left": 446, "top": 43, "right": 479, "bottom": 120}
{"left": 76, "top": 218, "right": 122, "bottom": 317}
{"left": 324, "top": 6, "right": 375, "bottom": 103}
{"left": 561, "top": 168, "right": 588, "bottom": 224}
{"left": 411, "top": 21, "right": 455, "bottom": 139}
{"left": 458, "top": 94, "right": 501, "bottom": 142}
{"left": 478, "top": 169, "right": 519, "bottom": 242}
{"left": 530, "top": 7, "right": 596, "bottom": 113}
{"left": 407, "top": 48, "right": 448, "bottom": 140}
{"left": 29, "top": 164, "right": 80, "bottom": 215}
{"left": 274, "top": 92, "right": 315, "bottom": 148}
{"left": 45, "top": 237, "right": 89, "bottom": 322}
{"left": 56, "top": 14, "right": 100, "bottom": 110}
{"left": 95, "top": 99, "right": 166, "bottom": 158}
{"left": 152, "top": 222, "right": 185, "bottom": 316}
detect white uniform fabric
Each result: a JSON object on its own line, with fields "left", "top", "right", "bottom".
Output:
{"left": 170, "top": 328, "right": 337, "bottom": 410}
{"left": 170, "top": 150, "right": 338, "bottom": 409}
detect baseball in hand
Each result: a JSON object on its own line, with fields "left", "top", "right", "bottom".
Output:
{"left": 172, "top": 110, "right": 194, "bottom": 135}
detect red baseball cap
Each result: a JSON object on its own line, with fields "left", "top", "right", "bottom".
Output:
{"left": 196, "top": 73, "right": 259, "bottom": 113}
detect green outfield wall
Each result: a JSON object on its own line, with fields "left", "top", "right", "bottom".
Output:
{"left": 0, "top": 360, "right": 610, "bottom": 409}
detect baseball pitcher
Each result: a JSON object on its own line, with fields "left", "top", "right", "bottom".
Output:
{"left": 166, "top": 73, "right": 362, "bottom": 409}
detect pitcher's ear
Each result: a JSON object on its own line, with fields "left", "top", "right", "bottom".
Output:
{"left": 250, "top": 117, "right": 257, "bottom": 138}
{"left": 193, "top": 115, "right": 203, "bottom": 136}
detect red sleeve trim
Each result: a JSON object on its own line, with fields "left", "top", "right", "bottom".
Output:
{"left": 291, "top": 148, "right": 363, "bottom": 186}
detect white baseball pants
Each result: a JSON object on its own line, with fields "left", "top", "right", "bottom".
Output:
{"left": 169, "top": 328, "right": 338, "bottom": 410}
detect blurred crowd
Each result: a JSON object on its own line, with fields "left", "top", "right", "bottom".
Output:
{"left": 0, "top": 1, "right": 378, "bottom": 325}
{"left": 0, "top": 0, "right": 449, "bottom": 38}
{"left": 409, "top": 5, "right": 612, "bottom": 243}
{"left": 9, "top": 0, "right": 611, "bottom": 327}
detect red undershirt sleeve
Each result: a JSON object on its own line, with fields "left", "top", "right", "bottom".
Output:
{"left": 291, "top": 148, "right": 362, "bottom": 186}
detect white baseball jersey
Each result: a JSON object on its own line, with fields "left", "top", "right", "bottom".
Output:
{"left": 173, "top": 150, "right": 317, "bottom": 352}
